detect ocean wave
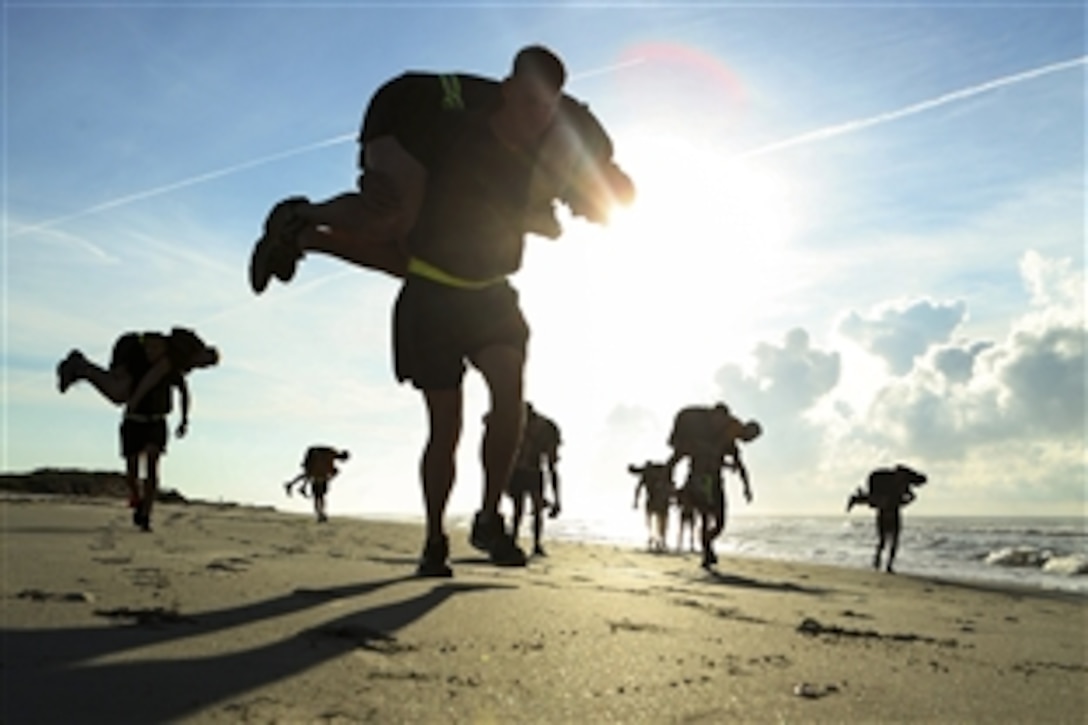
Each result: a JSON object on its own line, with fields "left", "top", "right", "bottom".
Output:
{"left": 1042, "top": 554, "right": 1088, "bottom": 576}
{"left": 984, "top": 546, "right": 1088, "bottom": 576}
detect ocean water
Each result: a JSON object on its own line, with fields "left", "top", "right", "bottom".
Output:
{"left": 536, "top": 513, "right": 1088, "bottom": 597}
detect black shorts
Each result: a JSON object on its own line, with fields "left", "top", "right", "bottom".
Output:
{"left": 310, "top": 480, "right": 329, "bottom": 498}
{"left": 120, "top": 418, "right": 167, "bottom": 457}
{"left": 507, "top": 468, "right": 543, "bottom": 499}
{"left": 682, "top": 472, "right": 724, "bottom": 516}
{"left": 393, "top": 276, "right": 529, "bottom": 390}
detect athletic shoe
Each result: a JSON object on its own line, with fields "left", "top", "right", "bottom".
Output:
{"left": 133, "top": 504, "right": 150, "bottom": 531}
{"left": 56, "top": 350, "right": 85, "bottom": 393}
{"left": 701, "top": 547, "right": 718, "bottom": 569}
{"left": 532, "top": 544, "right": 547, "bottom": 558}
{"left": 416, "top": 534, "right": 453, "bottom": 578}
{"left": 249, "top": 196, "right": 308, "bottom": 294}
{"left": 469, "top": 511, "right": 527, "bottom": 567}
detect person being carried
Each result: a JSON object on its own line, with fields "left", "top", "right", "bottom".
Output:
{"left": 56, "top": 328, "right": 219, "bottom": 530}
{"left": 284, "top": 446, "right": 351, "bottom": 523}
{"left": 504, "top": 402, "right": 562, "bottom": 557}
{"left": 248, "top": 50, "right": 634, "bottom": 292}
{"left": 846, "top": 464, "right": 927, "bottom": 573}
{"left": 664, "top": 402, "right": 762, "bottom": 569}
{"left": 391, "top": 46, "right": 575, "bottom": 577}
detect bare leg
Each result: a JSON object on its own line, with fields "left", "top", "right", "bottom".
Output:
{"left": 511, "top": 492, "right": 525, "bottom": 542}
{"left": 284, "top": 472, "right": 305, "bottom": 496}
{"left": 699, "top": 511, "right": 714, "bottom": 565}
{"left": 530, "top": 487, "right": 545, "bottom": 554}
{"left": 124, "top": 455, "right": 141, "bottom": 507}
{"left": 297, "top": 137, "right": 426, "bottom": 278}
{"left": 874, "top": 516, "right": 886, "bottom": 569}
{"left": 886, "top": 525, "right": 901, "bottom": 573}
{"left": 702, "top": 493, "right": 726, "bottom": 566}
{"left": 470, "top": 345, "right": 525, "bottom": 517}
{"left": 421, "top": 388, "right": 462, "bottom": 542}
{"left": 658, "top": 508, "right": 668, "bottom": 552}
{"left": 141, "top": 448, "right": 161, "bottom": 531}
{"left": 71, "top": 357, "right": 132, "bottom": 405}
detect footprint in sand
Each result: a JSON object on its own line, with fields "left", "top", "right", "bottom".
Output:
{"left": 16, "top": 589, "right": 95, "bottom": 603}
{"left": 205, "top": 557, "right": 252, "bottom": 573}
{"left": 125, "top": 566, "right": 171, "bottom": 590}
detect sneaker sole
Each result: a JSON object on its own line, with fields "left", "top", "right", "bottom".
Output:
{"left": 248, "top": 197, "right": 307, "bottom": 293}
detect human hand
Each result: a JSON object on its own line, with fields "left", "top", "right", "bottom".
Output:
{"left": 744, "top": 488, "right": 753, "bottom": 504}
{"left": 549, "top": 502, "right": 561, "bottom": 519}
{"left": 175, "top": 420, "right": 188, "bottom": 438}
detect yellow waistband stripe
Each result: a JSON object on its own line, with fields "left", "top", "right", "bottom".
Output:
{"left": 407, "top": 257, "right": 506, "bottom": 290}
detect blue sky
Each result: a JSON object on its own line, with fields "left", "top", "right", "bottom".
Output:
{"left": 4, "top": 1, "right": 1084, "bottom": 521}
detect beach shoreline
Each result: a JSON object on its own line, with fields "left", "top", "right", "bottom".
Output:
{"left": 3, "top": 494, "right": 1085, "bottom": 723}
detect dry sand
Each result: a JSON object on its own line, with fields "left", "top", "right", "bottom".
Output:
{"left": 2, "top": 494, "right": 1085, "bottom": 723}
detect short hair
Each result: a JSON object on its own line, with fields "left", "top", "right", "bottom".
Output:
{"left": 512, "top": 45, "right": 566, "bottom": 91}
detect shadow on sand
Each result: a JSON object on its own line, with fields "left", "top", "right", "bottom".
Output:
{"left": 701, "top": 568, "right": 830, "bottom": 595}
{"left": 4, "top": 576, "right": 511, "bottom": 722}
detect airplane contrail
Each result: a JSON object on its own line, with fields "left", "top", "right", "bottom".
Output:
{"left": 9, "top": 133, "right": 355, "bottom": 238}
{"left": 8, "top": 60, "right": 643, "bottom": 239}
{"left": 571, "top": 57, "right": 646, "bottom": 82}
{"left": 10, "top": 55, "right": 1082, "bottom": 237}
{"left": 739, "top": 55, "right": 1086, "bottom": 159}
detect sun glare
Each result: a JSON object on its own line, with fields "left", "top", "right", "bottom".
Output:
{"left": 596, "top": 131, "right": 802, "bottom": 337}
{"left": 518, "top": 129, "right": 807, "bottom": 410}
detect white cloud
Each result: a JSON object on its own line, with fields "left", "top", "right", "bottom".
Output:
{"left": 866, "top": 251, "right": 1083, "bottom": 447}
{"left": 839, "top": 298, "right": 967, "bottom": 375}
{"left": 712, "top": 328, "right": 841, "bottom": 475}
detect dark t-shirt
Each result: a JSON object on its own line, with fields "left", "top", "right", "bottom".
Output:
{"left": 110, "top": 332, "right": 179, "bottom": 416}
{"left": 867, "top": 469, "right": 912, "bottom": 512}
{"left": 302, "top": 446, "right": 340, "bottom": 480}
{"left": 668, "top": 407, "right": 738, "bottom": 475}
{"left": 407, "top": 111, "right": 538, "bottom": 280}
{"left": 361, "top": 72, "right": 612, "bottom": 173}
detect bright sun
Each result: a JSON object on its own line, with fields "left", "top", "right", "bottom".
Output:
{"left": 517, "top": 128, "right": 807, "bottom": 411}
{"left": 591, "top": 130, "right": 802, "bottom": 339}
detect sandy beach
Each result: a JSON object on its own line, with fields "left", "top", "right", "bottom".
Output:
{"left": 2, "top": 494, "right": 1085, "bottom": 724}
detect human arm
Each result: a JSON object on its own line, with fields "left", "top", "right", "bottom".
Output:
{"left": 174, "top": 377, "right": 190, "bottom": 438}
{"left": 545, "top": 453, "right": 561, "bottom": 518}
{"left": 627, "top": 463, "right": 645, "bottom": 507}
{"left": 733, "top": 450, "right": 753, "bottom": 504}
{"left": 124, "top": 357, "right": 172, "bottom": 414}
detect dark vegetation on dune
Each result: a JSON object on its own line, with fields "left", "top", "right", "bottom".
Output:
{"left": 0, "top": 468, "right": 187, "bottom": 503}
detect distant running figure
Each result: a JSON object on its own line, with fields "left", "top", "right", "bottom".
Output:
{"left": 675, "top": 484, "right": 698, "bottom": 553}
{"left": 665, "top": 402, "right": 762, "bottom": 569}
{"left": 505, "top": 403, "right": 562, "bottom": 557}
{"left": 249, "top": 53, "right": 634, "bottom": 291}
{"left": 56, "top": 328, "right": 219, "bottom": 531}
{"left": 629, "top": 461, "right": 676, "bottom": 553}
{"left": 847, "top": 464, "right": 928, "bottom": 573}
{"left": 284, "top": 446, "right": 351, "bottom": 523}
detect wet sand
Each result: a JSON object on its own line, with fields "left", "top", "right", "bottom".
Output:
{"left": 2, "top": 494, "right": 1085, "bottom": 723}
